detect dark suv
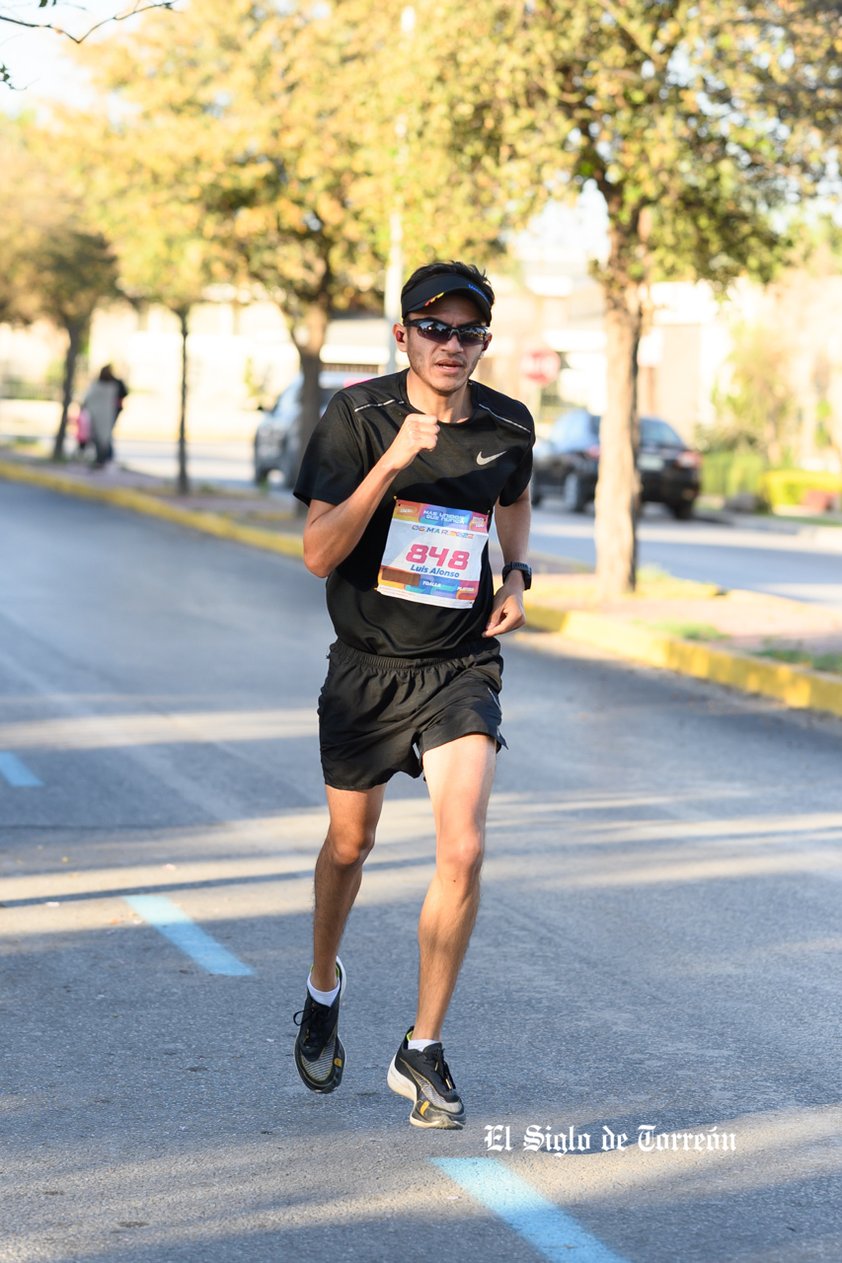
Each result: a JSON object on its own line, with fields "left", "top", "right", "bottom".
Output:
{"left": 531, "top": 409, "right": 702, "bottom": 519}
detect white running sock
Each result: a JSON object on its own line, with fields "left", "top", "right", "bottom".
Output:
{"left": 408, "top": 1036, "right": 437, "bottom": 1052}
{"left": 307, "top": 973, "right": 340, "bottom": 1006}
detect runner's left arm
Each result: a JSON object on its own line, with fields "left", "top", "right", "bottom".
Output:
{"left": 484, "top": 486, "right": 531, "bottom": 637}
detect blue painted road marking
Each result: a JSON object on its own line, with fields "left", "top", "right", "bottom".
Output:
{"left": 432, "top": 1158, "right": 629, "bottom": 1263}
{"left": 0, "top": 752, "right": 42, "bottom": 787}
{"left": 124, "top": 895, "right": 253, "bottom": 976}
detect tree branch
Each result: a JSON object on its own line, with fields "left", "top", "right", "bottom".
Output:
{"left": 1, "top": 2, "right": 174, "bottom": 43}
{"left": 597, "top": 0, "right": 657, "bottom": 62}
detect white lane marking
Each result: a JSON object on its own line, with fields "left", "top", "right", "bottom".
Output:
{"left": 124, "top": 895, "right": 253, "bottom": 976}
{"left": 432, "top": 1158, "right": 629, "bottom": 1263}
{"left": 0, "top": 752, "right": 42, "bottom": 787}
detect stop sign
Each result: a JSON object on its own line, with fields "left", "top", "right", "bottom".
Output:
{"left": 521, "top": 347, "right": 561, "bottom": 385}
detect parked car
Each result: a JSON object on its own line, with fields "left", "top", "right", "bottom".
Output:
{"left": 253, "top": 369, "right": 371, "bottom": 485}
{"left": 531, "top": 409, "right": 702, "bottom": 519}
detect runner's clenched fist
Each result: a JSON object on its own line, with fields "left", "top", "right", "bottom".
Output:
{"left": 386, "top": 413, "right": 440, "bottom": 472}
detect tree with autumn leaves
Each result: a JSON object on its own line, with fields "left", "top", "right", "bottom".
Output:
{"left": 12, "top": 0, "right": 840, "bottom": 591}
{"left": 416, "top": 0, "right": 841, "bottom": 593}
{"left": 74, "top": 0, "right": 508, "bottom": 470}
{"left": 0, "top": 119, "right": 119, "bottom": 455}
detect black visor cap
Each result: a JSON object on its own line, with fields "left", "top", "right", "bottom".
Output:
{"left": 401, "top": 274, "right": 492, "bottom": 325}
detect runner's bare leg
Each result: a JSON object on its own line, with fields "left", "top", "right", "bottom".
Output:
{"left": 310, "top": 784, "right": 385, "bottom": 991}
{"left": 413, "top": 733, "right": 496, "bottom": 1039}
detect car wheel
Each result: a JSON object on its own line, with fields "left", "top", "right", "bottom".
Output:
{"left": 531, "top": 478, "right": 544, "bottom": 507}
{"left": 669, "top": 500, "right": 694, "bottom": 521}
{"left": 562, "top": 472, "right": 587, "bottom": 513}
{"left": 254, "top": 464, "right": 270, "bottom": 486}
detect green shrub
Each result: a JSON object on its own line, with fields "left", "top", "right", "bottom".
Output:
{"left": 701, "top": 449, "right": 766, "bottom": 498}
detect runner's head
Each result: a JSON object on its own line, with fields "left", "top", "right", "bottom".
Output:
{"left": 396, "top": 263, "right": 493, "bottom": 402}
{"left": 399, "top": 262, "right": 494, "bottom": 327}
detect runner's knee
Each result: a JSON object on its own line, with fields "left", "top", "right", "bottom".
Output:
{"left": 436, "top": 831, "right": 484, "bottom": 886}
{"left": 325, "top": 825, "right": 376, "bottom": 868}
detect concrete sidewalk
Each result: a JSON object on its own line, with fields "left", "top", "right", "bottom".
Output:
{"left": 3, "top": 447, "right": 842, "bottom": 723}
{"left": 697, "top": 502, "right": 842, "bottom": 551}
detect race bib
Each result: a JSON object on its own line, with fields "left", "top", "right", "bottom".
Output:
{"left": 377, "top": 500, "right": 489, "bottom": 609}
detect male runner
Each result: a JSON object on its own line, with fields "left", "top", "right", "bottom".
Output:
{"left": 292, "top": 261, "right": 533, "bottom": 1129}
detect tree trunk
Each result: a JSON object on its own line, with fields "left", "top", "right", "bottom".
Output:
{"left": 176, "top": 307, "right": 190, "bottom": 496}
{"left": 290, "top": 296, "right": 329, "bottom": 514}
{"left": 296, "top": 298, "right": 330, "bottom": 454}
{"left": 52, "top": 319, "right": 86, "bottom": 461}
{"left": 594, "top": 267, "right": 642, "bottom": 599}
{"left": 765, "top": 429, "right": 782, "bottom": 469}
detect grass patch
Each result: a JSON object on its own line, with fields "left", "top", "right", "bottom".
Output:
{"left": 0, "top": 435, "right": 43, "bottom": 451}
{"left": 649, "top": 621, "right": 729, "bottom": 642}
{"left": 755, "top": 642, "right": 842, "bottom": 675}
{"left": 771, "top": 512, "right": 842, "bottom": 528}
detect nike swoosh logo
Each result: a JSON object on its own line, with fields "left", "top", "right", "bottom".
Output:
{"left": 476, "top": 451, "right": 505, "bottom": 465}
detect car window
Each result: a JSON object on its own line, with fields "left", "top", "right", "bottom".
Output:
{"left": 572, "top": 415, "right": 599, "bottom": 445}
{"left": 271, "top": 382, "right": 341, "bottom": 421}
{"left": 552, "top": 410, "right": 598, "bottom": 446}
{"left": 641, "top": 417, "right": 683, "bottom": 446}
{"left": 268, "top": 373, "right": 372, "bottom": 423}
{"left": 275, "top": 387, "right": 301, "bottom": 422}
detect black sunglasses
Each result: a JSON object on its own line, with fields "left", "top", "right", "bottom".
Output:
{"left": 403, "top": 317, "right": 490, "bottom": 346}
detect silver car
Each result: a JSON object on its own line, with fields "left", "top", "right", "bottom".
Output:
{"left": 253, "top": 369, "right": 371, "bottom": 485}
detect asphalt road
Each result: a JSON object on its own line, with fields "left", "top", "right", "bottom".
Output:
{"left": 530, "top": 507, "right": 842, "bottom": 608}
{"left": 2, "top": 481, "right": 842, "bottom": 1263}
{"left": 113, "top": 438, "right": 842, "bottom": 607}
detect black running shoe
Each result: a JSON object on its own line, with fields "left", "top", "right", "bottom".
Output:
{"left": 293, "top": 958, "right": 346, "bottom": 1093}
{"left": 387, "top": 1028, "right": 465, "bottom": 1129}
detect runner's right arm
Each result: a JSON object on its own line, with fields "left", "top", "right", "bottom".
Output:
{"left": 302, "top": 414, "right": 439, "bottom": 577}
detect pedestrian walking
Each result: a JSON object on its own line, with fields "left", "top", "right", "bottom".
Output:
{"left": 102, "top": 364, "right": 128, "bottom": 462}
{"left": 81, "top": 365, "right": 127, "bottom": 468}
{"left": 292, "top": 261, "right": 534, "bottom": 1129}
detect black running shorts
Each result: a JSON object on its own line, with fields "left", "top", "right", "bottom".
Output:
{"left": 317, "top": 639, "right": 506, "bottom": 792}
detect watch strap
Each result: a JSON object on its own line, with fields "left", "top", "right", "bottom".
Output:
{"left": 502, "top": 561, "right": 532, "bottom": 590}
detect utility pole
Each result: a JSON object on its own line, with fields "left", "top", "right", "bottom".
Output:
{"left": 385, "top": 5, "right": 416, "bottom": 374}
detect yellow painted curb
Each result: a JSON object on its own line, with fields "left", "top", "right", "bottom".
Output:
{"left": 0, "top": 458, "right": 303, "bottom": 561}
{"left": 526, "top": 603, "right": 842, "bottom": 721}
{"left": 4, "top": 456, "right": 841, "bottom": 721}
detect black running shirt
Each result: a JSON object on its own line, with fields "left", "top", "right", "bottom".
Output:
{"left": 294, "top": 369, "right": 534, "bottom": 658}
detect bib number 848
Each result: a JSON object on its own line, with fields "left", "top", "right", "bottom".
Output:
{"left": 406, "top": 543, "right": 470, "bottom": 571}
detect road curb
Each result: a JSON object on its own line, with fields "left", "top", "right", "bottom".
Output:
{"left": 0, "top": 458, "right": 304, "bottom": 561}
{"left": 525, "top": 603, "right": 842, "bottom": 721}
{"left": 4, "top": 456, "right": 841, "bottom": 722}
